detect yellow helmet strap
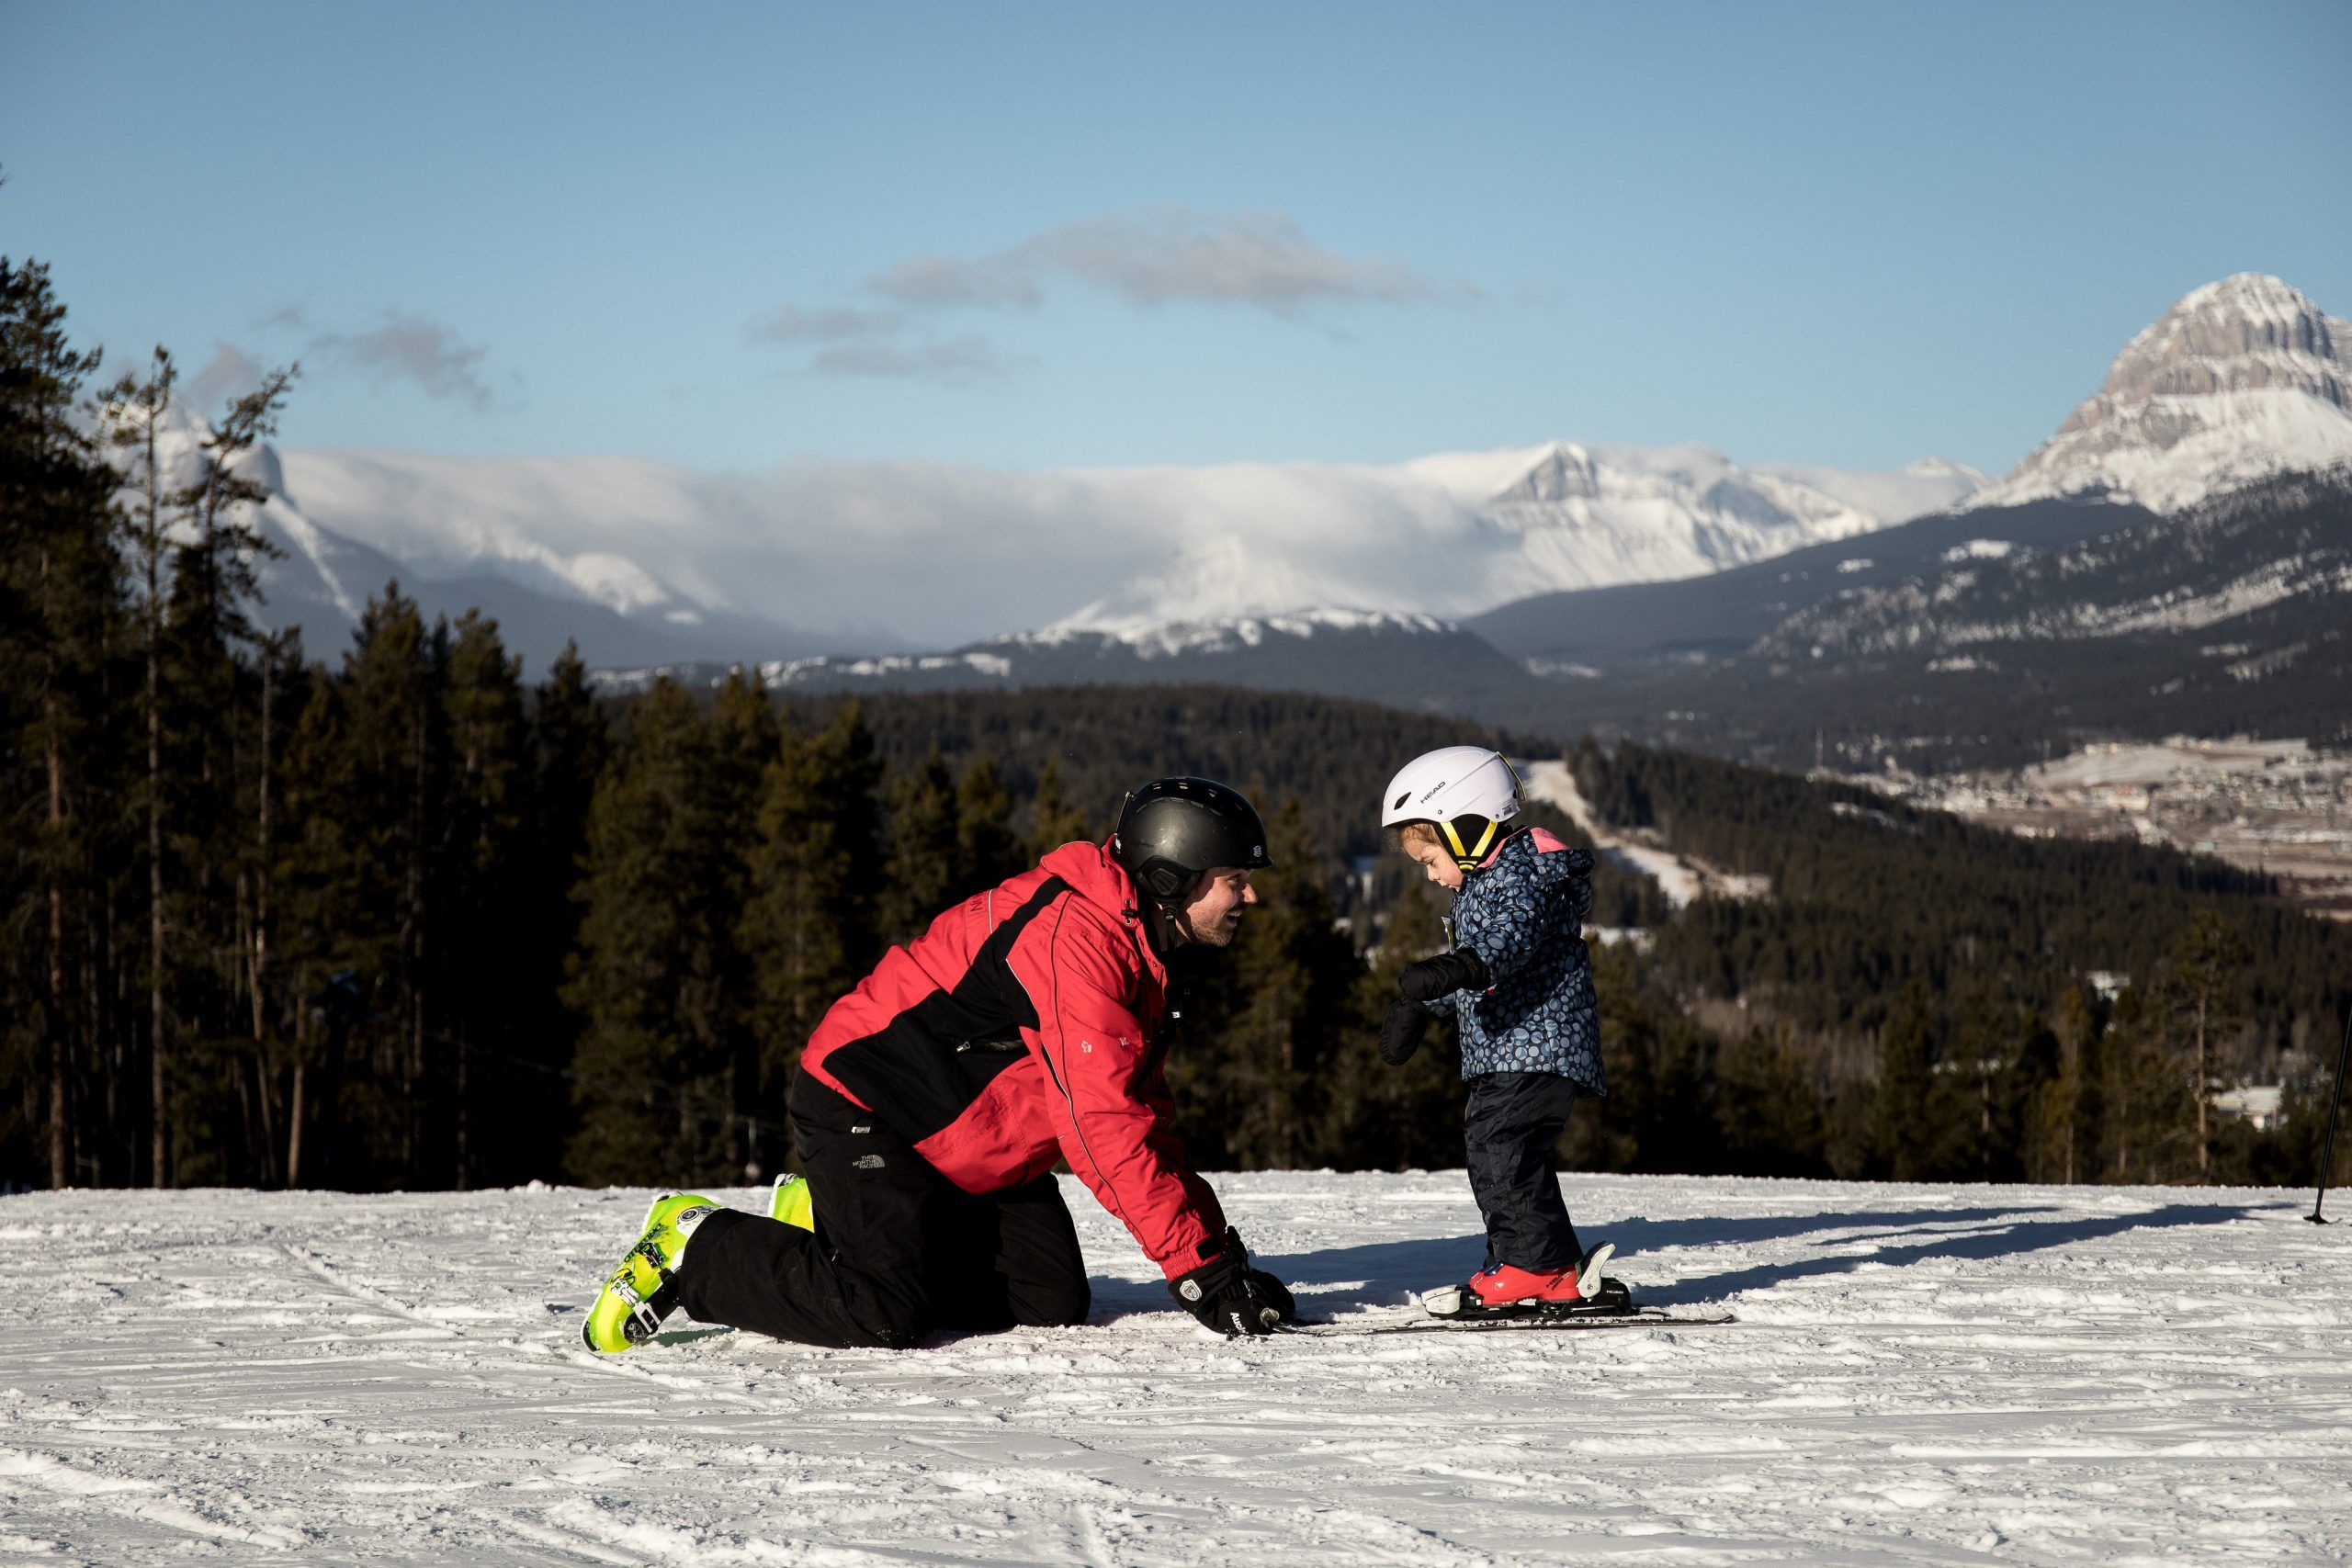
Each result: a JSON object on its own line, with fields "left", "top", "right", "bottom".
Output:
{"left": 1439, "top": 816, "right": 1498, "bottom": 873}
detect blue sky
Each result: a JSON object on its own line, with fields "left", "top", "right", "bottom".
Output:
{"left": 6, "top": 1, "right": 2348, "bottom": 474}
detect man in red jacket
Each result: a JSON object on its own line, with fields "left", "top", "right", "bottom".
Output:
{"left": 582, "top": 777, "right": 1299, "bottom": 1351}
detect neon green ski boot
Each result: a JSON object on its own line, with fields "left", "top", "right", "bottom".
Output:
{"left": 769, "top": 1173, "right": 814, "bottom": 1232}
{"left": 582, "top": 1191, "right": 721, "bottom": 1353}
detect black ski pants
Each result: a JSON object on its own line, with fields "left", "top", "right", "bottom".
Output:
{"left": 675, "top": 1072, "right": 1091, "bottom": 1348}
{"left": 1464, "top": 1070, "right": 1583, "bottom": 1273}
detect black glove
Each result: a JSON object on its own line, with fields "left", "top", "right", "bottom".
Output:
{"left": 1379, "top": 998, "right": 1431, "bottom": 1065}
{"left": 1168, "top": 1227, "right": 1295, "bottom": 1337}
{"left": 1397, "top": 949, "right": 1490, "bottom": 1004}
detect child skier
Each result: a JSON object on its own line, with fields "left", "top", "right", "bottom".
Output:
{"left": 1376, "top": 746, "right": 1625, "bottom": 1317}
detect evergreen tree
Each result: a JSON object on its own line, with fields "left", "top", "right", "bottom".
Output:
{"left": 740, "top": 699, "right": 883, "bottom": 1127}
{"left": 1318, "top": 879, "right": 1465, "bottom": 1170}
{"left": 1183, "top": 800, "right": 1358, "bottom": 1170}
{"left": 1569, "top": 942, "right": 1715, "bottom": 1174}
{"left": 274, "top": 653, "right": 368, "bottom": 1187}
{"left": 1715, "top": 1028, "right": 1828, "bottom": 1177}
{"left": 2101, "top": 984, "right": 2194, "bottom": 1182}
{"left": 1025, "top": 758, "right": 1093, "bottom": 861}
{"left": 441, "top": 611, "right": 531, "bottom": 1186}
{"left": 103, "top": 347, "right": 178, "bottom": 1187}
{"left": 2165, "top": 909, "right": 2252, "bottom": 1182}
{"left": 877, "top": 749, "right": 958, "bottom": 946}
{"left": 1872, "top": 982, "right": 1936, "bottom": 1180}
{"left": 160, "top": 370, "right": 295, "bottom": 1184}
{"left": 2027, "top": 986, "right": 2099, "bottom": 1184}
{"left": 565, "top": 678, "right": 736, "bottom": 1185}
{"left": 0, "top": 258, "right": 119, "bottom": 1189}
{"left": 524, "top": 642, "right": 608, "bottom": 1172}
{"left": 354, "top": 587, "right": 454, "bottom": 1183}
{"left": 705, "top": 669, "right": 778, "bottom": 1172}
{"left": 954, "top": 754, "right": 1020, "bottom": 894}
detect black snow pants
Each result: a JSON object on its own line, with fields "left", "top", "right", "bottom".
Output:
{"left": 1464, "top": 1070, "right": 1583, "bottom": 1273}
{"left": 674, "top": 1072, "right": 1091, "bottom": 1348}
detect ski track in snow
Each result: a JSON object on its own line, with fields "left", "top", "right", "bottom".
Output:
{"left": 2, "top": 1174, "right": 2346, "bottom": 1564}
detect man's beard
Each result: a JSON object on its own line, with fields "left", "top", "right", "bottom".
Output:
{"left": 1180, "top": 909, "right": 1244, "bottom": 948}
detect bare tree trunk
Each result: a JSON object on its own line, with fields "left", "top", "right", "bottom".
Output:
{"left": 409, "top": 706, "right": 428, "bottom": 1184}
{"left": 2061, "top": 1032, "right": 2076, "bottom": 1187}
{"left": 456, "top": 1028, "right": 469, "bottom": 1190}
{"left": 287, "top": 1059, "right": 306, "bottom": 1189}
{"left": 140, "top": 389, "right": 169, "bottom": 1190}
{"left": 42, "top": 547, "right": 70, "bottom": 1189}
{"left": 2195, "top": 996, "right": 2210, "bottom": 1182}
{"left": 252, "top": 1048, "right": 277, "bottom": 1188}
{"left": 252, "top": 649, "right": 276, "bottom": 1183}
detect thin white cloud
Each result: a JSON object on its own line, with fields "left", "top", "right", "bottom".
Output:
{"left": 749, "top": 304, "right": 906, "bottom": 343}
{"left": 810, "top": 333, "right": 1026, "bottom": 383}
{"left": 867, "top": 254, "right": 1045, "bottom": 310}
{"left": 753, "top": 206, "right": 1470, "bottom": 388}
{"left": 311, "top": 310, "right": 496, "bottom": 411}
{"left": 870, "top": 206, "right": 1465, "bottom": 316}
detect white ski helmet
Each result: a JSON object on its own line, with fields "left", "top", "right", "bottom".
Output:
{"left": 1381, "top": 746, "right": 1522, "bottom": 870}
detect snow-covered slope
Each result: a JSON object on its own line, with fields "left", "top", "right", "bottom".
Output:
{"left": 1970, "top": 273, "right": 2352, "bottom": 514}
{"left": 1763, "top": 469, "right": 2352, "bottom": 659}
{"left": 281, "top": 441, "right": 1982, "bottom": 652}
{"left": 5, "top": 1173, "right": 2343, "bottom": 1562}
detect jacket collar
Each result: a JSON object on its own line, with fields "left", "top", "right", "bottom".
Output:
{"left": 1038, "top": 837, "right": 1170, "bottom": 987}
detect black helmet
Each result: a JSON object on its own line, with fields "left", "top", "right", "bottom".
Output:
{"left": 1113, "top": 777, "right": 1273, "bottom": 903}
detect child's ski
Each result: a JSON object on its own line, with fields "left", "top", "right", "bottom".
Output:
{"left": 1284, "top": 1307, "right": 1736, "bottom": 1337}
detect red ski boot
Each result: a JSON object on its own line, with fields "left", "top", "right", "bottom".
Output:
{"left": 1427, "top": 1244, "right": 1628, "bottom": 1319}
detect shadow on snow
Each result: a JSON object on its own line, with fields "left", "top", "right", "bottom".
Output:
{"left": 1123, "top": 1198, "right": 2280, "bottom": 1318}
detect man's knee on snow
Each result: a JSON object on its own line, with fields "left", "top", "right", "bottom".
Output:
{"left": 1012, "top": 1278, "right": 1091, "bottom": 1328}
{"left": 835, "top": 1275, "right": 932, "bottom": 1348}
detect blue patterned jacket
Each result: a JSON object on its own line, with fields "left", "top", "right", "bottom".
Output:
{"left": 1422, "top": 827, "right": 1604, "bottom": 1093}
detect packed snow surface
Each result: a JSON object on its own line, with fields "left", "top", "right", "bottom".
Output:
{"left": 6, "top": 1173, "right": 2344, "bottom": 1564}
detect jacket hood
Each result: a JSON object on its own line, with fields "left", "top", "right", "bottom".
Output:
{"left": 1472, "top": 825, "right": 1592, "bottom": 887}
{"left": 1039, "top": 837, "right": 1142, "bottom": 915}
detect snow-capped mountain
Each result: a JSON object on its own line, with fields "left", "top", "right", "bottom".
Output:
{"left": 277, "top": 439, "right": 1983, "bottom": 654}
{"left": 104, "top": 405, "right": 844, "bottom": 671}
{"left": 1968, "top": 273, "right": 2352, "bottom": 514}
{"left": 1046, "top": 442, "right": 1983, "bottom": 635}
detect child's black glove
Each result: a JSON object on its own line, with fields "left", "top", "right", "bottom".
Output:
{"left": 1379, "top": 999, "right": 1430, "bottom": 1065}
{"left": 1168, "top": 1227, "right": 1295, "bottom": 1336}
{"left": 1397, "top": 950, "right": 1490, "bottom": 1003}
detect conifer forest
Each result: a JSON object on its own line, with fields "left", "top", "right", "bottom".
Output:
{"left": 6, "top": 258, "right": 2349, "bottom": 1196}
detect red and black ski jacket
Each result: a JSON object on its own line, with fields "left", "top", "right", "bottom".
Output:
{"left": 798, "top": 839, "right": 1227, "bottom": 1280}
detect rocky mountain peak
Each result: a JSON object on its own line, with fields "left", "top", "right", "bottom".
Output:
{"left": 1970, "top": 274, "right": 2352, "bottom": 515}
{"left": 1491, "top": 440, "right": 1600, "bottom": 504}
{"left": 2089, "top": 272, "right": 2349, "bottom": 412}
